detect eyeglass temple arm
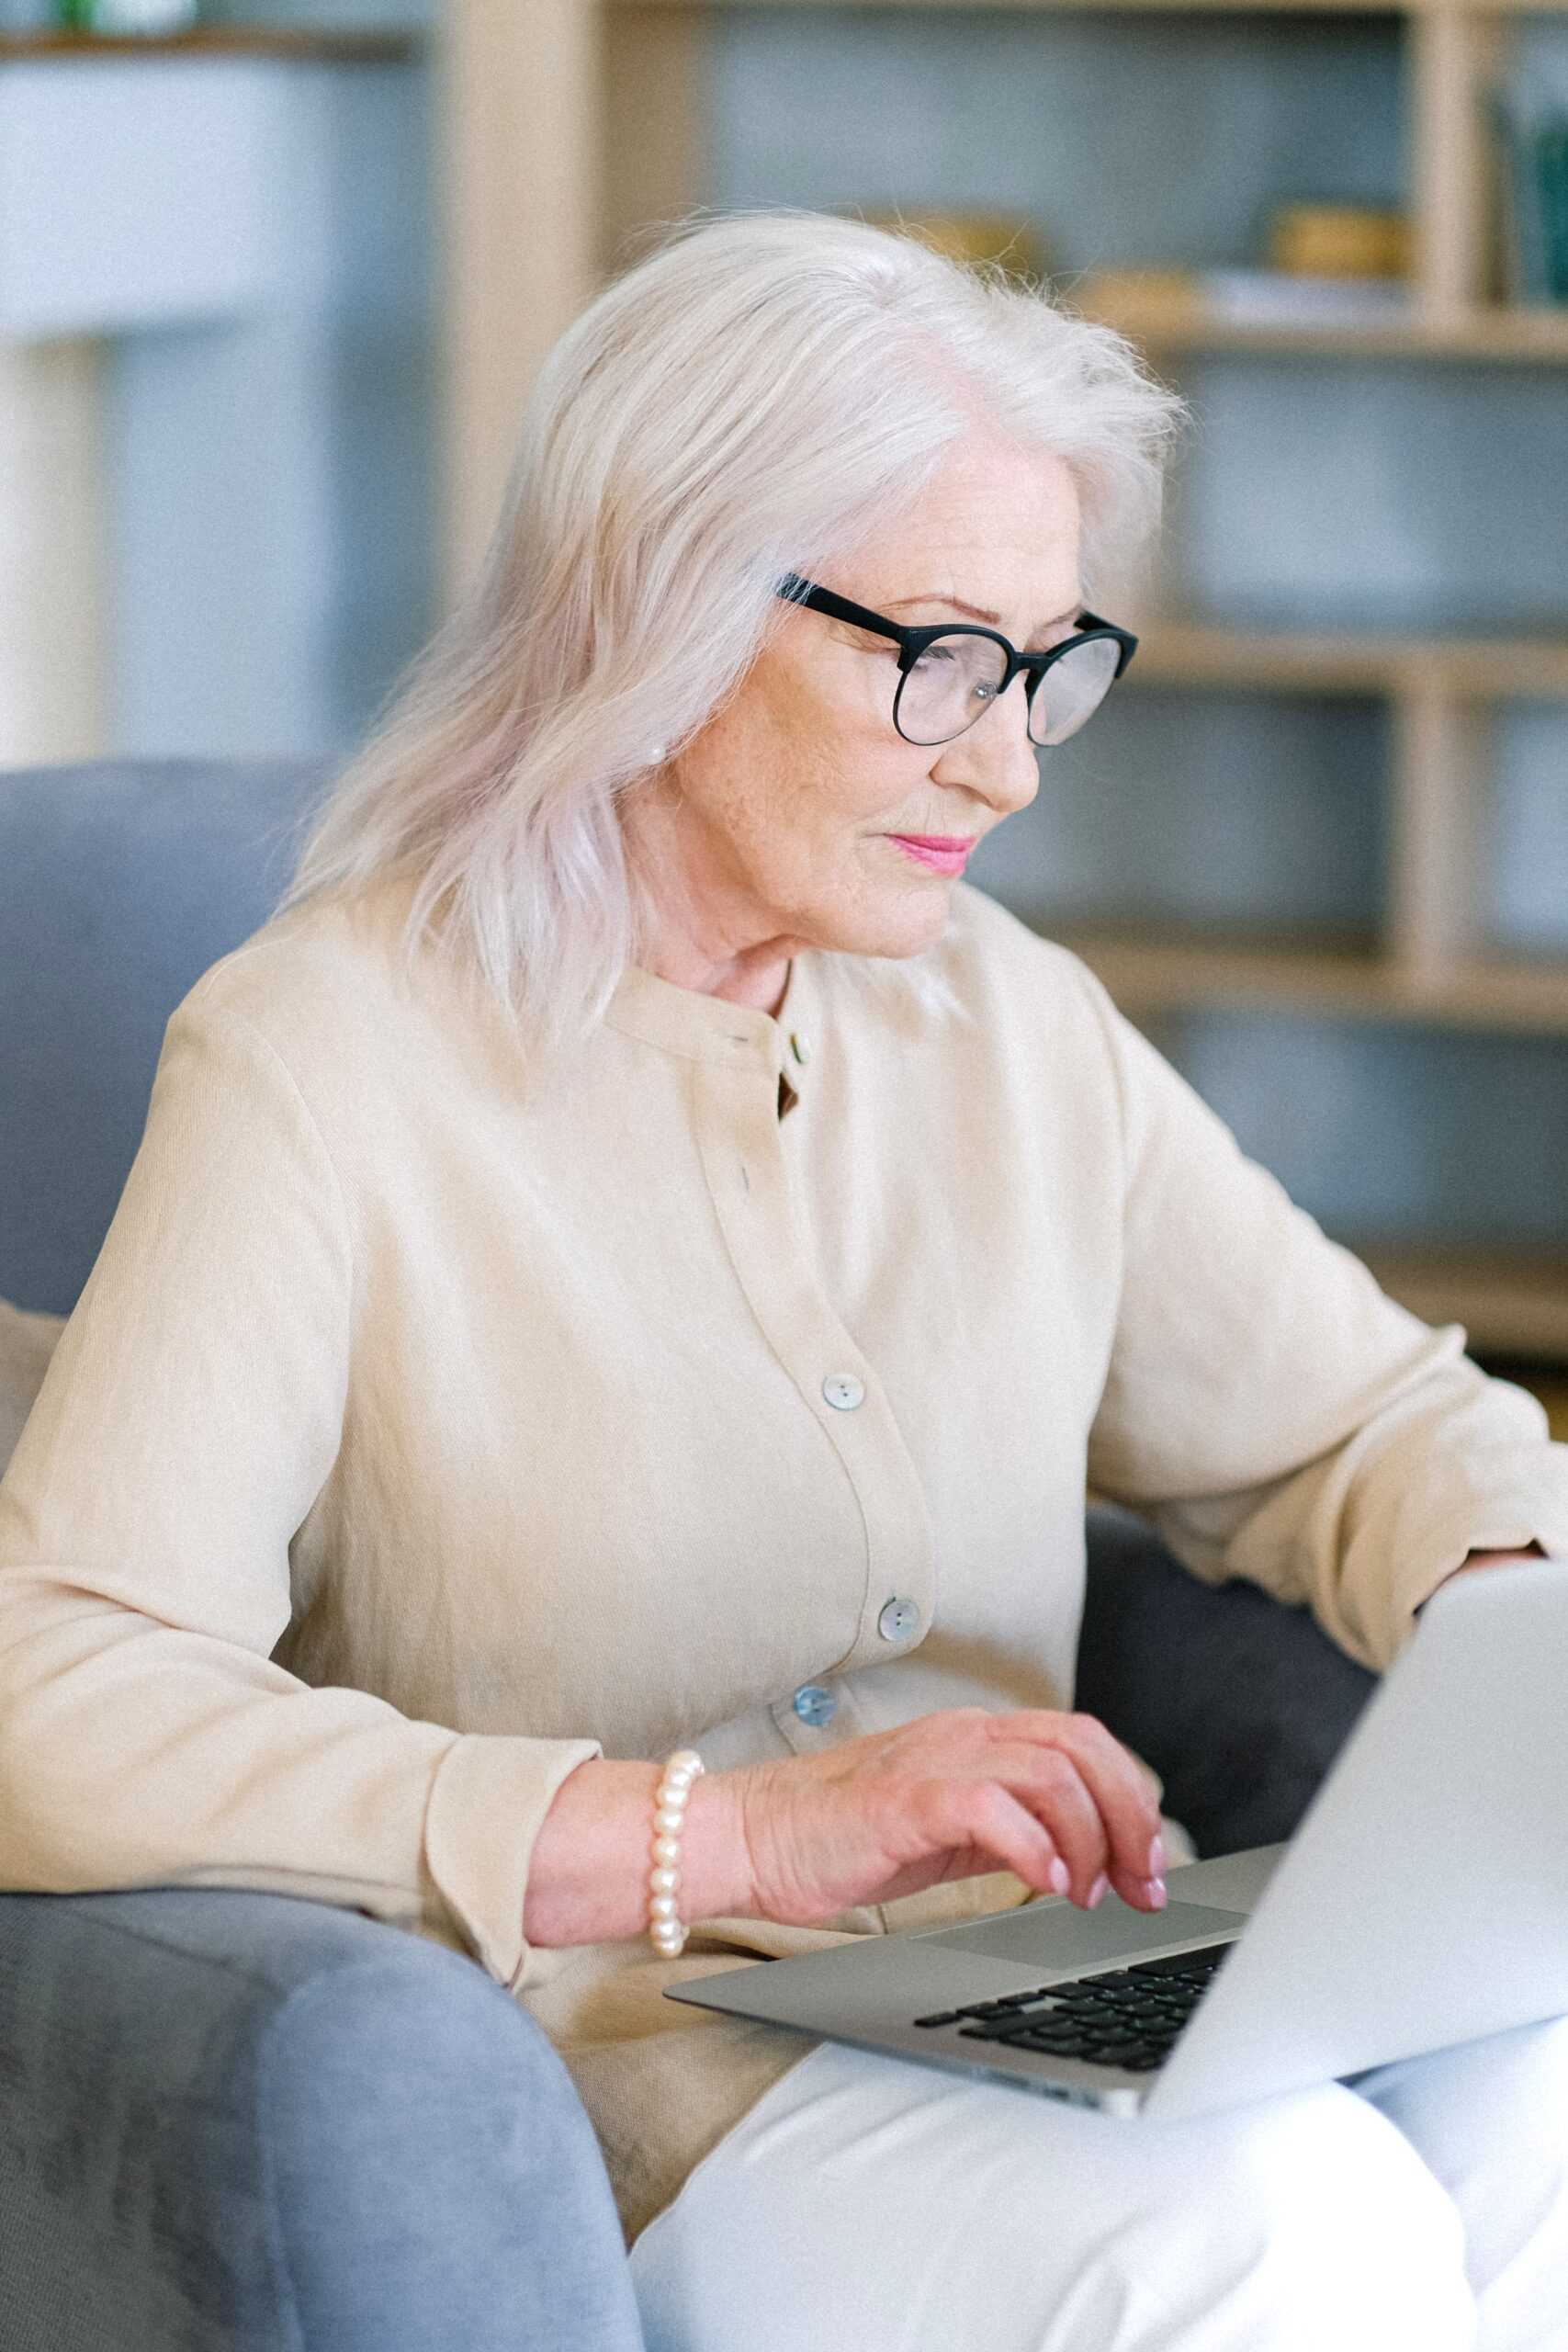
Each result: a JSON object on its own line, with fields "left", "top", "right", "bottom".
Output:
{"left": 776, "top": 575, "right": 905, "bottom": 642}
{"left": 780, "top": 575, "right": 1135, "bottom": 670}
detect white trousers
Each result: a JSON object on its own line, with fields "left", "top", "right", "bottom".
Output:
{"left": 629, "top": 2015, "right": 1568, "bottom": 2352}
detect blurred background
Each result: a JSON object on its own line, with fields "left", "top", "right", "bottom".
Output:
{"left": 3, "top": 0, "right": 1566, "bottom": 1419}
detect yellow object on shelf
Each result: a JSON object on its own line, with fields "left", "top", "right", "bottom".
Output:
{"left": 1068, "top": 266, "right": 1203, "bottom": 332}
{"left": 1268, "top": 205, "right": 1411, "bottom": 280}
{"left": 856, "top": 210, "right": 1047, "bottom": 278}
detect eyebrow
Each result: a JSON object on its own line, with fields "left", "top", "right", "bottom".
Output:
{"left": 883, "top": 592, "right": 1084, "bottom": 637}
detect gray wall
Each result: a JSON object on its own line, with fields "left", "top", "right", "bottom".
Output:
{"left": 62, "top": 33, "right": 437, "bottom": 759}
{"left": 126, "top": 54, "right": 434, "bottom": 760}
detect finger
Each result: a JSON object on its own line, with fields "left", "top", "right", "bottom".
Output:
{"left": 1000, "top": 1788, "right": 1166, "bottom": 1917}
{"left": 1105, "top": 1856, "right": 1169, "bottom": 1914}
{"left": 988, "top": 1747, "right": 1165, "bottom": 1912}
{"left": 917, "top": 1776, "right": 1074, "bottom": 1902}
{"left": 982, "top": 1741, "right": 1109, "bottom": 1904}
{"left": 992, "top": 1712, "right": 1166, "bottom": 1900}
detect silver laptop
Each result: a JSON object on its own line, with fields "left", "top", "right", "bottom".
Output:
{"left": 670, "top": 1555, "right": 1568, "bottom": 2122}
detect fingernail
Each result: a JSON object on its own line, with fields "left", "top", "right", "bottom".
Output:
{"left": 1088, "top": 1872, "right": 1108, "bottom": 1908}
{"left": 1048, "top": 1858, "right": 1070, "bottom": 1894}
{"left": 1145, "top": 1877, "right": 1168, "bottom": 1909}
{"left": 1148, "top": 1835, "right": 1166, "bottom": 1877}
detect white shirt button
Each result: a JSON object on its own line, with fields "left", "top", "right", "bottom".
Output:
{"left": 792, "top": 1683, "right": 837, "bottom": 1728}
{"left": 789, "top": 1031, "right": 812, "bottom": 1066}
{"left": 878, "top": 1596, "right": 920, "bottom": 1643}
{"left": 821, "top": 1374, "right": 864, "bottom": 1412}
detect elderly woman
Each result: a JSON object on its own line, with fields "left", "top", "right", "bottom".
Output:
{"left": 2, "top": 211, "right": 1566, "bottom": 2351}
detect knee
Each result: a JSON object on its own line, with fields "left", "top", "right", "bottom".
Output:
{"left": 1492, "top": 2009, "right": 1568, "bottom": 2118}
{"left": 1375, "top": 2012, "right": 1568, "bottom": 2351}
{"left": 258, "top": 1947, "right": 639, "bottom": 2350}
{"left": 262, "top": 1940, "right": 603, "bottom": 2186}
{"left": 1120, "top": 2086, "right": 1475, "bottom": 2349}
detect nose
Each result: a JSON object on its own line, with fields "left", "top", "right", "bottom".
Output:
{"left": 929, "top": 673, "right": 1041, "bottom": 818}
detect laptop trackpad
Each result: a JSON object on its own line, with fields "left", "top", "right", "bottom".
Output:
{"left": 927, "top": 1893, "right": 1250, "bottom": 1971}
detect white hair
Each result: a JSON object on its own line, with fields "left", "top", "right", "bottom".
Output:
{"left": 276, "top": 208, "right": 1188, "bottom": 1077}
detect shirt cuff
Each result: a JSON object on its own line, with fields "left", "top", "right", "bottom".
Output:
{"left": 423, "top": 1730, "right": 604, "bottom": 1990}
{"left": 1393, "top": 1489, "right": 1568, "bottom": 1641}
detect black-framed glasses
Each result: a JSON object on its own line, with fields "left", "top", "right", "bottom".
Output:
{"left": 775, "top": 573, "right": 1137, "bottom": 749}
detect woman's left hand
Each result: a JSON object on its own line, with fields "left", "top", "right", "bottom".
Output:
{"left": 1418, "top": 1543, "right": 1546, "bottom": 1616}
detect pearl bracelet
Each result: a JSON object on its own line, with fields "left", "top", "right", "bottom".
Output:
{"left": 648, "top": 1747, "right": 705, "bottom": 1959}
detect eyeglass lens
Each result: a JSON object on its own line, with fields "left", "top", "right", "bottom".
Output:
{"left": 896, "top": 632, "right": 1122, "bottom": 749}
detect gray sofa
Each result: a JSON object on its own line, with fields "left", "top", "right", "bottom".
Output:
{"left": 0, "top": 759, "right": 1378, "bottom": 2350}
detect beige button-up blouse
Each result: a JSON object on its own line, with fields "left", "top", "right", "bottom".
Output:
{"left": 4, "top": 868, "right": 1566, "bottom": 2241}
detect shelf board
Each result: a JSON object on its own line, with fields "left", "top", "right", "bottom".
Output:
{"left": 1124, "top": 623, "right": 1568, "bottom": 697}
{"left": 1355, "top": 1247, "right": 1568, "bottom": 1360}
{"left": 1526, "top": 1378, "right": 1568, "bottom": 1439}
{"left": 1048, "top": 929, "right": 1568, "bottom": 1035}
{"left": 615, "top": 0, "right": 1568, "bottom": 14}
{"left": 1075, "top": 304, "right": 1568, "bottom": 363}
{"left": 1479, "top": 1364, "right": 1568, "bottom": 1437}
{"left": 0, "top": 27, "right": 422, "bottom": 62}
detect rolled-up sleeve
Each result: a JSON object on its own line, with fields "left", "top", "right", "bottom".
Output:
{"left": 0, "top": 989, "right": 599, "bottom": 1989}
{"left": 1078, "top": 967, "right": 1568, "bottom": 1674}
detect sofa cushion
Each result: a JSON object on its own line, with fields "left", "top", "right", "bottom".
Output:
{"left": 0, "top": 1297, "right": 64, "bottom": 1475}
{"left": 1077, "top": 1505, "right": 1378, "bottom": 1857}
{"left": 0, "top": 758, "right": 333, "bottom": 1317}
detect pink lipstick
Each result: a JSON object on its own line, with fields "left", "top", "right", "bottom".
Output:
{"left": 888, "top": 834, "right": 976, "bottom": 876}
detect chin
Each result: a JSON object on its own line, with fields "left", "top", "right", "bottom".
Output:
{"left": 829, "top": 894, "right": 952, "bottom": 964}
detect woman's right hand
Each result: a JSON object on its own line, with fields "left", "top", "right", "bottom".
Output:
{"left": 722, "top": 1706, "right": 1169, "bottom": 1927}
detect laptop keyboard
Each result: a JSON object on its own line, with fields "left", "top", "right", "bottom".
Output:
{"left": 911, "top": 1941, "right": 1235, "bottom": 2074}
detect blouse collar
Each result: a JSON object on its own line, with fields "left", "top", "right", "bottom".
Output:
{"left": 604, "top": 951, "right": 818, "bottom": 1075}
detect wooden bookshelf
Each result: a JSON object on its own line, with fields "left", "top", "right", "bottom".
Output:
{"left": 1108, "top": 622, "right": 1568, "bottom": 1027}
{"left": 440, "top": 0, "right": 600, "bottom": 599}
{"left": 1360, "top": 1248, "right": 1568, "bottom": 1358}
{"left": 1071, "top": 305, "right": 1568, "bottom": 363}
{"left": 0, "top": 28, "right": 421, "bottom": 61}
{"left": 612, "top": 0, "right": 1568, "bottom": 15}
{"left": 1055, "top": 932, "right": 1568, "bottom": 1037}
{"left": 1483, "top": 1363, "right": 1568, "bottom": 1441}
{"left": 1127, "top": 625, "right": 1568, "bottom": 698}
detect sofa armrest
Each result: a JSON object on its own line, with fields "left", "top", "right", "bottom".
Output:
{"left": 0, "top": 1519, "right": 1375, "bottom": 2352}
{"left": 0, "top": 1887, "right": 645, "bottom": 2352}
{"left": 1077, "top": 1506, "right": 1378, "bottom": 1858}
